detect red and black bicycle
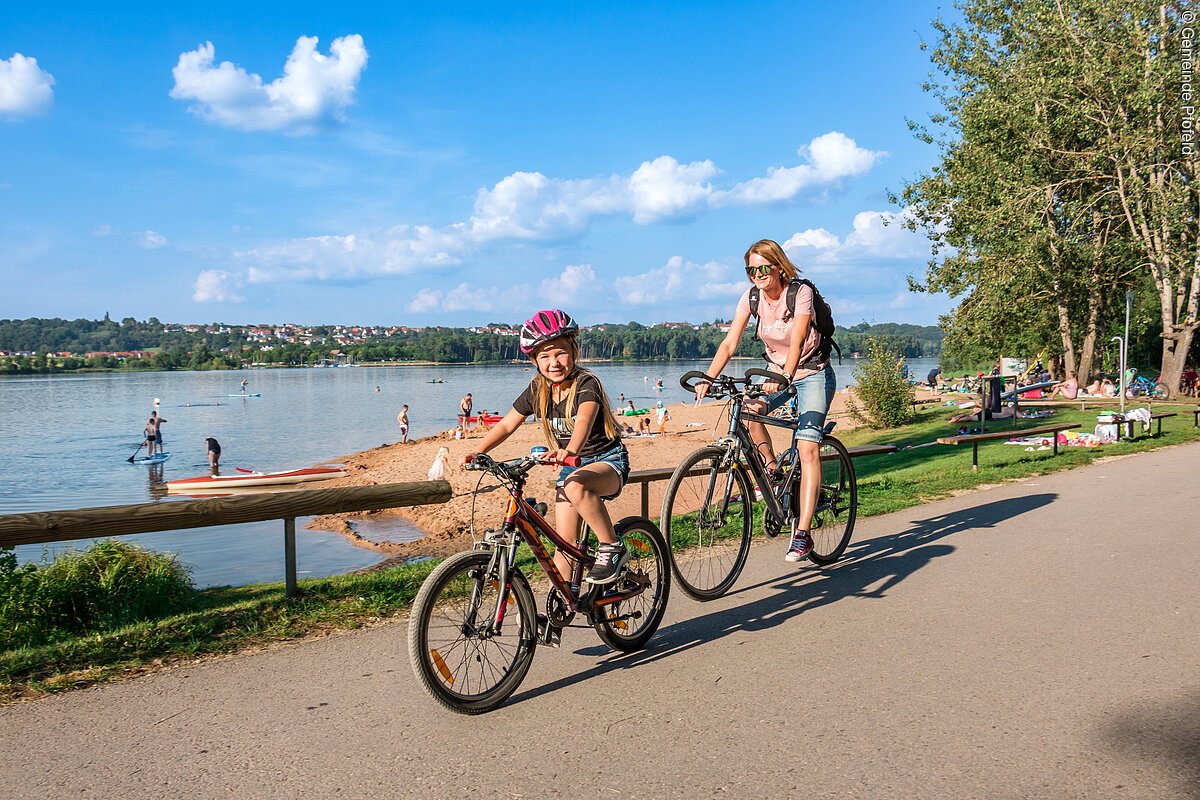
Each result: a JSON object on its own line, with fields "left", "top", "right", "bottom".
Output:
{"left": 407, "top": 452, "right": 671, "bottom": 714}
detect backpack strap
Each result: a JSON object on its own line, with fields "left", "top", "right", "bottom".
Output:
{"left": 748, "top": 285, "right": 761, "bottom": 342}
{"left": 782, "top": 279, "right": 803, "bottom": 321}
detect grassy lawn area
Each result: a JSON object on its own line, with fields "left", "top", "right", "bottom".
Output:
{"left": 4, "top": 401, "right": 1197, "bottom": 702}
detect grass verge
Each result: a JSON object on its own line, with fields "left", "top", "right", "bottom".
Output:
{"left": 4, "top": 402, "right": 1197, "bottom": 702}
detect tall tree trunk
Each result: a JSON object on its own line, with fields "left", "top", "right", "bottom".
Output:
{"left": 1051, "top": 277, "right": 1077, "bottom": 378}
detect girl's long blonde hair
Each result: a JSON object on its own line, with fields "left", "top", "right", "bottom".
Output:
{"left": 530, "top": 337, "right": 621, "bottom": 447}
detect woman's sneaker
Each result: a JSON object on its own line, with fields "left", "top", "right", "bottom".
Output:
{"left": 785, "top": 529, "right": 813, "bottom": 562}
{"left": 587, "top": 541, "right": 629, "bottom": 585}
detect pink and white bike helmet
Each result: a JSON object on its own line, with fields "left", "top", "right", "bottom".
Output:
{"left": 519, "top": 308, "right": 579, "bottom": 355}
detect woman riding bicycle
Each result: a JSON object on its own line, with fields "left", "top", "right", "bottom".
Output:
{"left": 460, "top": 309, "right": 631, "bottom": 585}
{"left": 694, "top": 239, "right": 836, "bottom": 563}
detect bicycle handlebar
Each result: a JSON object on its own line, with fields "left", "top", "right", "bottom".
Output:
{"left": 679, "top": 368, "right": 791, "bottom": 398}
{"left": 466, "top": 452, "right": 580, "bottom": 478}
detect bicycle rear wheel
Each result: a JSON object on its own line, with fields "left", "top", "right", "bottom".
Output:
{"left": 660, "top": 445, "right": 753, "bottom": 601}
{"left": 593, "top": 517, "right": 671, "bottom": 651}
{"left": 808, "top": 436, "right": 857, "bottom": 566}
{"left": 408, "top": 550, "right": 537, "bottom": 715}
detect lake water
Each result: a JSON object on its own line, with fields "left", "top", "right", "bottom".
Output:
{"left": 0, "top": 356, "right": 938, "bottom": 587}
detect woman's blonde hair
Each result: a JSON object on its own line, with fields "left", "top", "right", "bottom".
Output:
{"left": 745, "top": 239, "right": 799, "bottom": 283}
{"left": 530, "top": 336, "right": 621, "bottom": 447}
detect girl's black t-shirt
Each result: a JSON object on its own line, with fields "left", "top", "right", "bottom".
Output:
{"left": 513, "top": 372, "right": 620, "bottom": 457}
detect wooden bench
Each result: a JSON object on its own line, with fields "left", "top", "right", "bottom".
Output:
{"left": 936, "top": 423, "right": 1081, "bottom": 471}
{"left": 1108, "top": 411, "right": 1177, "bottom": 440}
{"left": 625, "top": 442, "right": 898, "bottom": 517}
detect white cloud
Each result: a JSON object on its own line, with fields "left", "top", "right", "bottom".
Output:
{"left": 719, "top": 132, "right": 885, "bottom": 204}
{"left": 0, "top": 54, "right": 54, "bottom": 117}
{"left": 193, "top": 270, "right": 245, "bottom": 303}
{"left": 170, "top": 35, "right": 368, "bottom": 132}
{"left": 783, "top": 227, "right": 840, "bottom": 251}
{"left": 91, "top": 224, "right": 116, "bottom": 237}
{"left": 239, "top": 224, "right": 467, "bottom": 284}
{"left": 405, "top": 281, "right": 528, "bottom": 314}
{"left": 539, "top": 264, "right": 605, "bottom": 307}
{"left": 615, "top": 256, "right": 744, "bottom": 306}
{"left": 196, "top": 132, "right": 886, "bottom": 295}
{"left": 783, "top": 208, "right": 932, "bottom": 276}
{"left": 137, "top": 230, "right": 168, "bottom": 249}
{"left": 469, "top": 171, "right": 625, "bottom": 242}
{"left": 627, "top": 156, "right": 718, "bottom": 223}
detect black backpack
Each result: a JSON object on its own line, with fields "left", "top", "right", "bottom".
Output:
{"left": 748, "top": 278, "right": 841, "bottom": 370}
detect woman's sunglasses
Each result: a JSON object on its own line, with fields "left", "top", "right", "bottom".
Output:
{"left": 745, "top": 264, "right": 774, "bottom": 278}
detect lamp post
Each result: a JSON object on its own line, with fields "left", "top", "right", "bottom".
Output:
{"left": 1112, "top": 335, "right": 1127, "bottom": 414}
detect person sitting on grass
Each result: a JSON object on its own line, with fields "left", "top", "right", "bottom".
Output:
{"left": 1047, "top": 372, "right": 1079, "bottom": 400}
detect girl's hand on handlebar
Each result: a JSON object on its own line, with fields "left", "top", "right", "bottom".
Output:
{"left": 762, "top": 380, "right": 781, "bottom": 394}
{"left": 694, "top": 381, "right": 710, "bottom": 403}
{"left": 544, "top": 448, "right": 579, "bottom": 466}
{"left": 459, "top": 452, "right": 479, "bottom": 470}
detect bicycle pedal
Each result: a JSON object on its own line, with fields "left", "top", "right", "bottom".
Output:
{"left": 537, "top": 614, "right": 562, "bottom": 648}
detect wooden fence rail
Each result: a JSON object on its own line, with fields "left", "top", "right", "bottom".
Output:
{"left": 626, "top": 443, "right": 897, "bottom": 518}
{"left": 0, "top": 480, "right": 452, "bottom": 596}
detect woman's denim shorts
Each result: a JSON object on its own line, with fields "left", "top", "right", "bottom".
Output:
{"left": 557, "top": 441, "right": 630, "bottom": 500}
{"left": 763, "top": 365, "right": 837, "bottom": 444}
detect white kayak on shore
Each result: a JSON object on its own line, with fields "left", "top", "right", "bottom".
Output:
{"left": 166, "top": 466, "right": 345, "bottom": 492}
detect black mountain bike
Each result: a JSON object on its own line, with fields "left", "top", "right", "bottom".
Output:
{"left": 660, "top": 369, "right": 857, "bottom": 601}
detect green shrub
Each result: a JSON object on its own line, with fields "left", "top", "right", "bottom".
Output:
{"left": 849, "top": 338, "right": 916, "bottom": 428}
{"left": 0, "top": 540, "right": 195, "bottom": 651}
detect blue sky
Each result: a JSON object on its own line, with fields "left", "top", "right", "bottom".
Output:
{"left": 1, "top": 1, "right": 959, "bottom": 327}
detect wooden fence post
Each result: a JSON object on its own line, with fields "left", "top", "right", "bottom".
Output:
{"left": 284, "top": 517, "right": 297, "bottom": 597}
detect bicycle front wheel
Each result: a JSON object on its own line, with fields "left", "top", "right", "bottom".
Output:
{"left": 593, "top": 517, "right": 671, "bottom": 651}
{"left": 1151, "top": 381, "right": 1171, "bottom": 400}
{"left": 808, "top": 436, "right": 858, "bottom": 566}
{"left": 660, "top": 445, "right": 753, "bottom": 601}
{"left": 408, "top": 551, "right": 537, "bottom": 715}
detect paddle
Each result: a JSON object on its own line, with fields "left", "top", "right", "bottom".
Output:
{"left": 126, "top": 440, "right": 147, "bottom": 463}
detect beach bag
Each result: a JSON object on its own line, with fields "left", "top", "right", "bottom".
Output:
{"left": 749, "top": 278, "right": 841, "bottom": 369}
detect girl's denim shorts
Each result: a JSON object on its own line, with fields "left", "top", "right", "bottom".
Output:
{"left": 763, "top": 365, "right": 836, "bottom": 443}
{"left": 557, "top": 441, "right": 630, "bottom": 500}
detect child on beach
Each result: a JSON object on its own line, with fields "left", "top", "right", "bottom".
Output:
{"left": 460, "top": 309, "right": 631, "bottom": 585}
{"left": 397, "top": 404, "right": 409, "bottom": 443}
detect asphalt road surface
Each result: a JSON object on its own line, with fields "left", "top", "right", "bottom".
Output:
{"left": 3, "top": 443, "right": 1198, "bottom": 799}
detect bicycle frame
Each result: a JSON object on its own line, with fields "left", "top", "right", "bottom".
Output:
{"left": 481, "top": 471, "right": 650, "bottom": 633}
{"left": 720, "top": 390, "right": 806, "bottom": 524}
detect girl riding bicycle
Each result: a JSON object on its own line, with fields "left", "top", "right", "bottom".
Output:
{"left": 460, "top": 309, "right": 631, "bottom": 585}
{"left": 694, "top": 239, "right": 836, "bottom": 563}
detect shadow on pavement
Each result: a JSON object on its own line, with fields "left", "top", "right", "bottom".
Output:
{"left": 1103, "top": 688, "right": 1200, "bottom": 799}
{"left": 512, "top": 492, "right": 1057, "bottom": 706}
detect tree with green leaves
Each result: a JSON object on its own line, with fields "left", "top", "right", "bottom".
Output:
{"left": 903, "top": 0, "right": 1195, "bottom": 385}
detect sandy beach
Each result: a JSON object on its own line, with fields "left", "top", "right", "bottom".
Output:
{"left": 306, "top": 386, "right": 889, "bottom": 561}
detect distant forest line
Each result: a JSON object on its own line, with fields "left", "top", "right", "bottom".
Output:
{"left": 0, "top": 316, "right": 942, "bottom": 374}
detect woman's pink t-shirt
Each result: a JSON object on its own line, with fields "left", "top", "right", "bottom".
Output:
{"left": 736, "top": 282, "right": 826, "bottom": 379}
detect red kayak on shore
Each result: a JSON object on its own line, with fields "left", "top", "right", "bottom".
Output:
{"left": 458, "top": 413, "right": 503, "bottom": 425}
{"left": 166, "top": 466, "right": 345, "bottom": 492}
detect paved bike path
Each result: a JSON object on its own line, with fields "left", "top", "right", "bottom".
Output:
{"left": 3, "top": 443, "right": 1198, "bottom": 799}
